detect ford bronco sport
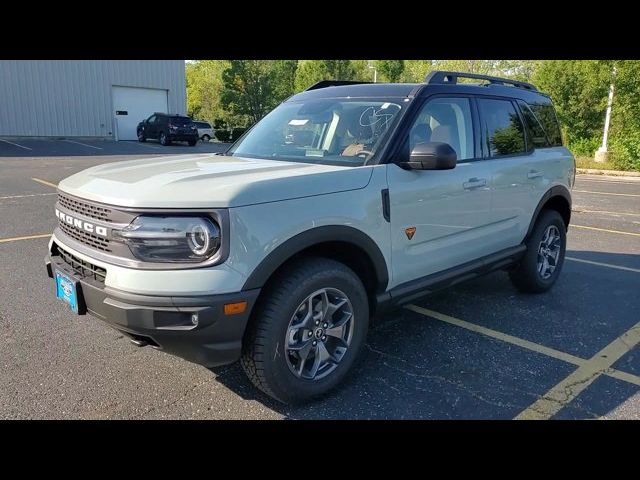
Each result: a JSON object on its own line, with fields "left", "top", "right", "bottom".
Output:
{"left": 46, "top": 72, "right": 574, "bottom": 403}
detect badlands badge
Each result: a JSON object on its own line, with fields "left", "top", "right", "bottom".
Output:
{"left": 405, "top": 227, "right": 416, "bottom": 240}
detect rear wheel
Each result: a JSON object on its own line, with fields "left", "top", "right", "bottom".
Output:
{"left": 509, "top": 209, "right": 566, "bottom": 293}
{"left": 160, "top": 132, "right": 171, "bottom": 146}
{"left": 137, "top": 130, "right": 146, "bottom": 142}
{"left": 241, "top": 257, "right": 369, "bottom": 404}
{"left": 188, "top": 139, "right": 197, "bottom": 146}
{"left": 202, "top": 134, "right": 210, "bottom": 142}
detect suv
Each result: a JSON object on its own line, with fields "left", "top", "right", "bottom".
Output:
{"left": 46, "top": 72, "right": 574, "bottom": 403}
{"left": 137, "top": 113, "right": 199, "bottom": 146}
{"left": 194, "top": 121, "right": 214, "bottom": 142}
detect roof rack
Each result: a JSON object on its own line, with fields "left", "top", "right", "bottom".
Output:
{"left": 305, "top": 80, "right": 373, "bottom": 91}
{"left": 424, "top": 71, "right": 537, "bottom": 91}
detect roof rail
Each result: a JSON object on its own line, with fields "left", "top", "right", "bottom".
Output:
{"left": 305, "top": 80, "right": 373, "bottom": 91}
{"left": 424, "top": 71, "right": 537, "bottom": 91}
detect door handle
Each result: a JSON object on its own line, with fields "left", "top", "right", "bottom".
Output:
{"left": 463, "top": 177, "right": 487, "bottom": 190}
{"left": 527, "top": 170, "right": 543, "bottom": 179}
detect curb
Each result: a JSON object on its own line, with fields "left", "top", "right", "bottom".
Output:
{"left": 577, "top": 168, "right": 640, "bottom": 178}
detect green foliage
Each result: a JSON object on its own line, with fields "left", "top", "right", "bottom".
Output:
{"left": 294, "top": 60, "right": 357, "bottom": 91}
{"left": 568, "top": 137, "right": 601, "bottom": 157}
{"left": 532, "top": 60, "right": 613, "bottom": 142}
{"left": 221, "top": 60, "right": 297, "bottom": 125}
{"left": 375, "top": 60, "right": 405, "bottom": 82}
{"left": 610, "top": 133, "right": 640, "bottom": 171}
{"left": 185, "top": 60, "right": 640, "bottom": 169}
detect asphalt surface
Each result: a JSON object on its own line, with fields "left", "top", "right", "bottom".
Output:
{"left": 1, "top": 137, "right": 639, "bottom": 419}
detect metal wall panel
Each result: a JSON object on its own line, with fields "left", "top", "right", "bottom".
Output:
{"left": 0, "top": 60, "right": 186, "bottom": 137}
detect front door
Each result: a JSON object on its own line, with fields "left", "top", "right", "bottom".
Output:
{"left": 387, "top": 96, "right": 494, "bottom": 288}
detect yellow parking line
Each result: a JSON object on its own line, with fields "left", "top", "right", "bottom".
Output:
{"left": 405, "top": 304, "right": 640, "bottom": 390}
{"left": 0, "top": 233, "right": 51, "bottom": 244}
{"left": 405, "top": 305, "right": 586, "bottom": 366}
{"left": 0, "top": 192, "right": 57, "bottom": 201}
{"left": 572, "top": 224, "right": 640, "bottom": 237}
{"left": 515, "top": 321, "right": 640, "bottom": 420}
{"left": 31, "top": 177, "right": 58, "bottom": 189}
{"left": 573, "top": 189, "right": 640, "bottom": 197}
{"left": 566, "top": 256, "right": 640, "bottom": 273}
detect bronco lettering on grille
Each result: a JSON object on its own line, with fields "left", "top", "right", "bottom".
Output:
{"left": 55, "top": 209, "right": 108, "bottom": 237}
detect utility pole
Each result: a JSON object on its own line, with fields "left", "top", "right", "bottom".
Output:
{"left": 368, "top": 61, "right": 377, "bottom": 83}
{"left": 595, "top": 64, "right": 617, "bottom": 163}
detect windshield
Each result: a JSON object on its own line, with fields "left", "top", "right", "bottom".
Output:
{"left": 228, "top": 98, "right": 405, "bottom": 166}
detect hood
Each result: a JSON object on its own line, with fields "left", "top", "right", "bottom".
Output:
{"left": 58, "top": 154, "right": 373, "bottom": 208}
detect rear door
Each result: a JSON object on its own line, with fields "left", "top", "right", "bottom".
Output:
{"left": 477, "top": 97, "right": 537, "bottom": 250}
{"left": 387, "top": 95, "right": 495, "bottom": 286}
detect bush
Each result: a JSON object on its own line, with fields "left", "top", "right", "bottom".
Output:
{"left": 568, "top": 137, "right": 601, "bottom": 157}
{"left": 214, "top": 127, "right": 248, "bottom": 143}
{"left": 610, "top": 134, "right": 640, "bottom": 171}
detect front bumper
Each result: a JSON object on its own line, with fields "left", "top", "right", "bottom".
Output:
{"left": 46, "top": 252, "right": 260, "bottom": 367}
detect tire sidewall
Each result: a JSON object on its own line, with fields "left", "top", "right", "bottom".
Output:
{"left": 527, "top": 210, "right": 567, "bottom": 289}
{"left": 261, "top": 263, "right": 369, "bottom": 402}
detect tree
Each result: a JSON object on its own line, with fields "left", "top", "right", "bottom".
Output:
{"left": 221, "top": 60, "right": 298, "bottom": 125}
{"left": 375, "top": 60, "right": 405, "bottom": 82}
{"left": 532, "top": 60, "right": 613, "bottom": 142}
{"left": 294, "top": 60, "right": 357, "bottom": 91}
{"left": 186, "top": 60, "right": 228, "bottom": 124}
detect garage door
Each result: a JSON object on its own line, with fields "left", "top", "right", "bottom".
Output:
{"left": 112, "top": 86, "right": 168, "bottom": 141}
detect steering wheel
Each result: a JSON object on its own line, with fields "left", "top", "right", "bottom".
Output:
{"left": 356, "top": 150, "right": 374, "bottom": 159}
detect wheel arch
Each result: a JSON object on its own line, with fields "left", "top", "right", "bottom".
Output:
{"left": 527, "top": 185, "right": 572, "bottom": 238}
{"left": 242, "top": 226, "right": 389, "bottom": 304}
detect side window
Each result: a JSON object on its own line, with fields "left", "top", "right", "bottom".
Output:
{"left": 528, "top": 101, "right": 563, "bottom": 146}
{"left": 409, "top": 97, "right": 475, "bottom": 161}
{"left": 478, "top": 98, "right": 526, "bottom": 157}
{"left": 517, "top": 100, "right": 549, "bottom": 149}
{"left": 147, "top": 115, "right": 156, "bottom": 124}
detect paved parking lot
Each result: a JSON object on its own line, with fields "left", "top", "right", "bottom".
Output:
{"left": 1, "top": 138, "right": 639, "bottom": 419}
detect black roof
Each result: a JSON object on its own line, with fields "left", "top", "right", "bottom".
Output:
{"left": 288, "top": 71, "right": 551, "bottom": 104}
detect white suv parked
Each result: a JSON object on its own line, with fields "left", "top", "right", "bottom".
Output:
{"left": 46, "top": 72, "right": 574, "bottom": 403}
{"left": 194, "top": 121, "right": 214, "bottom": 142}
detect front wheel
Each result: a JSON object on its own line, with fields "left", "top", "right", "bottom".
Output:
{"left": 241, "top": 257, "right": 369, "bottom": 404}
{"left": 202, "top": 134, "right": 210, "bottom": 142}
{"left": 509, "top": 209, "right": 566, "bottom": 293}
{"left": 137, "top": 130, "right": 146, "bottom": 142}
{"left": 188, "top": 139, "right": 197, "bottom": 146}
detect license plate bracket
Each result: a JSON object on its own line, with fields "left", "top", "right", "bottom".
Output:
{"left": 55, "top": 270, "right": 86, "bottom": 315}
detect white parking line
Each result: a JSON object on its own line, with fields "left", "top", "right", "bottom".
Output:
{"left": 0, "top": 138, "right": 32, "bottom": 150}
{"left": 566, "top": 256, "right": 640, "bottom": 273}
{"left": 62, "top": 139, "right": 102, "bottom": 150}
{"left": 572, "top": 208, "right": 640, "bottom": 217}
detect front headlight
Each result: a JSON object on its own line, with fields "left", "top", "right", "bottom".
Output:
{"left": 113, "top": 216, "right": 221, "bottom": 263}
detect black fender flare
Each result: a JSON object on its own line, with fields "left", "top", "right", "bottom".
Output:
{"left": 241, "top": 225, "right": 389, "bottom": 292}
{"left": 526, "top": 185, "right": 572, "bottom": 237}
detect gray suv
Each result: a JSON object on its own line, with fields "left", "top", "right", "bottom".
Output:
{"left": 46, "top": 71, "right": 574, "bottom": 403}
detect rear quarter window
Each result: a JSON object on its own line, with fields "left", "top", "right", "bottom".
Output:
{"left": 527, "top": 100, "right": 563, "bottom": 147}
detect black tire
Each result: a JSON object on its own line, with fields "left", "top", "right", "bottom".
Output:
{"left": 241, "top": 257, "right": 369, "bottom": 404}
{"left": 202, "top": 134, "right": 210, "bottom": 142}
{"left": 160, "top": 132, "right": 171, "bottom": 146}
{"left": 188, "top": 140, "right": 197, "bottom": 146}
{"left": 137, "top": 130, "right": 146, "bottom": 142}
{"left": 509, "top": 209, "right": 566, "bottom": 293}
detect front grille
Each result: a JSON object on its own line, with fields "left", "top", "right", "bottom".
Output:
{"left": 58, "top": 193, "right": 112, "bottom": 222}
{"left": 54, "top": 244, "right": 107, "bottom": 284}
{"left": 59, "top": 221, "right": 111, "bottom": 252}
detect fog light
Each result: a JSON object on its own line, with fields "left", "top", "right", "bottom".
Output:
{"left": 191, "top": 314, "right": 199, "bottom": 326}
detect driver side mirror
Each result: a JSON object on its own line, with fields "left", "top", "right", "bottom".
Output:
{"left": 403, "top": 142, "right": 457, "bottom": 170}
